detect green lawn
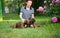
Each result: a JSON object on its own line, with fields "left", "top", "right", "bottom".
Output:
{"left": 2, "top": 13, "right": 20, "bottom": 20}
{"left": 0, "top": 16, "right": 60, "bottom": 38}
{"left": 0, "top": 0, "right": 2, "bottom": 21}
{"left": 0, "top": 9, "right": 2, "bottom": 20}
{"left": 0, "top": 0, "right": 60, "bottom": 38}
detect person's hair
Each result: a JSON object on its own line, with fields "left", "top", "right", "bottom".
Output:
{"left": 27, "top": 0, "right": 32, "bottom": 2}
{"left": 24, "top": 0, "right": 32, "bottom": 10}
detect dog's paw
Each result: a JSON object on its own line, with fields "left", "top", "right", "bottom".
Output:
{"left": 31, "top": 25, "right": 33, "bottom": 27}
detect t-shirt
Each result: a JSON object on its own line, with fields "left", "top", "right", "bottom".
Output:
{"left": 20, "top": 6, "right": 34, "bottom": 19}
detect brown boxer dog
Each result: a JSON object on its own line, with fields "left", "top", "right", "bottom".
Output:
{"left": 12, "top": 18, "right": 37, "bottom": 28}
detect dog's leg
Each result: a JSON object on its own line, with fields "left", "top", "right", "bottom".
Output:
{"left": 33, "top": 22, "right": 37, "bottom": 28}
{"left": 26, "top": 19, "right": 31, "bottom": 27}
{"left": 30, "top": 19, "right": 37, "bottom": 28}
{"left": 20, "top": 22, "right": 25, "bottom": 28}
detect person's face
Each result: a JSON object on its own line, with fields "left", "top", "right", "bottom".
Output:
{"left": 26, "top": 1, "right": 32, "bottom": 7}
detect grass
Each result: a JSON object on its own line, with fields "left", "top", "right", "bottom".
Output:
{"left": 0, "top": 9, "right": 60, "bottom": 38}
{"left": 2, "top": 12, "right": 51, "bottom": 20}
{"left": 0, "top": 1, "right": 60, "bottom": 38}
{"left": 0, "top": 16, "right": 60, "bottom": 38}
{"left": 0, "top": 1, "right": 2, "bottom": 21}
{"left": 2, "top": 13, "right": 20, "bottom": 20}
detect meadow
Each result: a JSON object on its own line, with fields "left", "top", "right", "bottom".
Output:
{"left": 0, "top": 14, "right": 60, "bottom": 38}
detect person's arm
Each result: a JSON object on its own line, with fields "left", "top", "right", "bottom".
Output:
{"left": 19, "top": 7, "right": 23, "bottom": 19}
{"left": 31, "top": 14, "right": 34, "bottom": 19}
{"left": 19, "top": 12, "right": 23, "bottom": 19}
{"left": 31, "top": 8, "right": 34, "bottom": 19}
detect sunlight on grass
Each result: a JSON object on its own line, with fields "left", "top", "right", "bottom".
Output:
{"left": 3, "top": 13, "right": 20, "bottom": 20}
{"left": 0, "top": 18, "right": 2, "bottom": 20}
{"left": 0, "top": 20, "right": 60, "bottom": 38}
{"left": 0, "top": 16, "right": 60, "bottom": 38}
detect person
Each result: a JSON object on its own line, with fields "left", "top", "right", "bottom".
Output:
{"left": 19, "top": 0, "right": 36, "bottom": 28}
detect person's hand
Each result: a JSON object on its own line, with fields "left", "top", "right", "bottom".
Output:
{"left": 20, "top": 13, "right": 23, "bottom": 20}
{"left": 31, "top": 14, "right": 34, "bottom": 19}
{"left": 32, "top": 17, "right": 34, "bottom": 19}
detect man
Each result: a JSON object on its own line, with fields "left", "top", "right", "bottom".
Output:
{"left": 19, "top": 0, "right": 36, "bottom": 28}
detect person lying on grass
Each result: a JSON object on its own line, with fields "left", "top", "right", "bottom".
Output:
{"left": 19, "top": 0, "right": 37, "bottom": 28}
